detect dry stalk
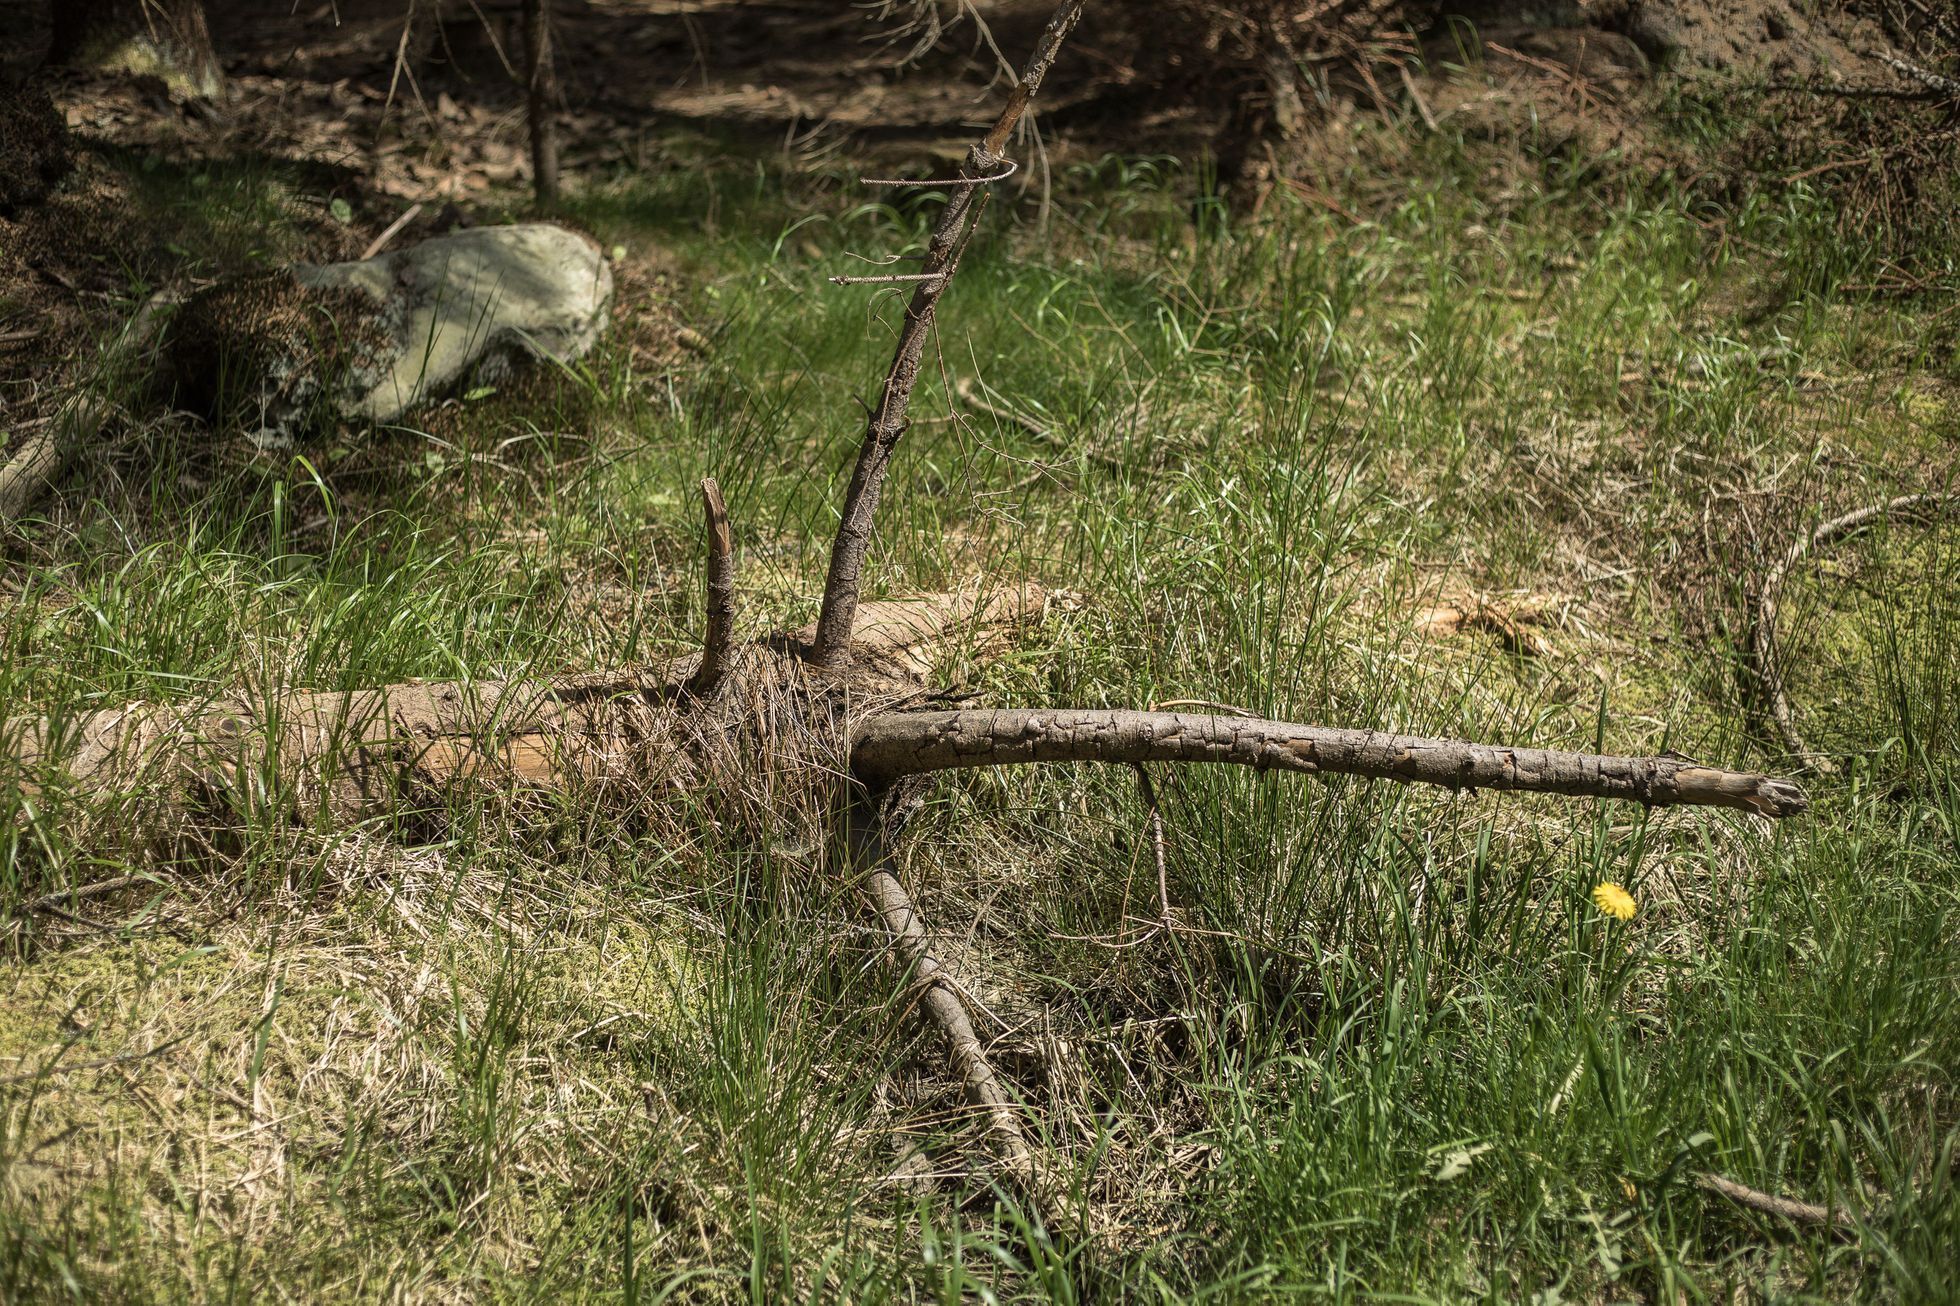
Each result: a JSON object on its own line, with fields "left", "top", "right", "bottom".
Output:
{"left": 1752, "top": 492, "right": 1954, "bottom": 771}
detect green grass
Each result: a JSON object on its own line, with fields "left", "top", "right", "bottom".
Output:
{"left": 1, "top": 118, "right": 1956, "bottom": 1301}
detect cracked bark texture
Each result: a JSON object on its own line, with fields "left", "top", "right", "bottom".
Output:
{"left": 807, "top": 0, "right": 1087, "bottom": 666}
{"left": 852, "top": 709, "right": 1808, "bottom": 817}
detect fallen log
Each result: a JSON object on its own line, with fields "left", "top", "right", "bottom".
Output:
{"left": 5, "top": 585, "right": 1051, "bottom": 820}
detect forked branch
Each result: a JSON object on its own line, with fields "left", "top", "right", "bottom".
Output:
{"left": 808, "top": 0, "right": 1088, "bottom": 667}
{"left": 852, "top": 709, "right": 1808, "bottom": 817}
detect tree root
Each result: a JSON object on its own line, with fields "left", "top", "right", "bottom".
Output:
{"left": 1752, "top": 492, "right": 1955, "bottom": 772}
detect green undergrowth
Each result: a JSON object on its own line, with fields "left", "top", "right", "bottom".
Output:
{"left": 1, "top": 113, "right": 1956, "bottom": 1301}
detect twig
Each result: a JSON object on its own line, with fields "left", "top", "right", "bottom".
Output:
{"left": 1753, "top": 493, "right": 1954, "bottom": 771}
{"left": 847, "top": 790, "right": 1056, "bottom": 1208}
{"left": 830, "top": 273, "right": 948, "bottom": 287}
{"left": 860, "top": 160, "right": 1021, "bottom": 188}
{"left": 1766, "top": 78, "right": 1946, "bottom": 102}
{"left": 1696, "top": 1171, "right": 1858, "bottom": 1233}
{"left": 852, "top": 709, "right": 1809, "bottom": 817}
{"left": 359, "top": 202, "right": 424, "bottom": 260}
{"left": 1132, "top": 763, "right": 1172, "bottom": 925}
{"left": 1399, "top": 63, "right": 1439, "bottom": 132}
{"left": 687, "top": 477, "right": 737, "bottom": 696}
{"left": 1278, "top": 178, "right": 1366, "bottom": 225}
{"left": 1872, "top": 50, "right": 1960, "bottom": 97}
{"left": 955, "top": 377, "right": 1048, "bottom": 438}
{"left": 0, "top": 288, "right": 179, "bottom": 523}
{"left": 1150, "top": 698, "right": 1256, "bottom": 717}
{"left": 23, "top": 874, "right": 157, "bottom": 916}
{"left": 807, "top": 0, "right": 1089, "bottom": 667}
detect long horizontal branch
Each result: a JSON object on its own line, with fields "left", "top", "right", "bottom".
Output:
{"left": 850, "top": 709, "right": 1808, "bottom": 817}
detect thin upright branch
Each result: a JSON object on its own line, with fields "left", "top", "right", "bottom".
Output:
{"left": 807, "top": 0, "right": 1088, "bottom": 667}
{"left": 687, "top": 477, "right": 737, "bottom": 696}
{"left": 1132, "top": 763, "right": 1172, "bottom": 925}
{"left": 852, "top": 709, "right": 1809, "bottom": 817}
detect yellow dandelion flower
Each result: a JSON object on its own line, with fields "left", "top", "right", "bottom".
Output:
{"left": 1592, "top": 882, "right": 1637, "bottom": 922}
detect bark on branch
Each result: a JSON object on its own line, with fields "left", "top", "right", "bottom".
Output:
{"left": 687, "top": 477, "right": 737, "bottom": 696}
{"left": 6, "top": 587, "right": 1049, "bottom": 820}
{"left": 807, "top": 0, "right": 1087, "bottom": 667}
{"left": 851, "top": 709, "right": 1808, "bottom": 817}
{"left": 848, "top": 792, "right": 1049, "bottom": 1199}
{"left": 1695, "top": 1171, "right": 1858, "bottom": 1233}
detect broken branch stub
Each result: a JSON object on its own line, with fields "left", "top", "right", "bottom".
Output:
{"left": 807, "top": 0, "right": 1088, "bottom": 668}
{"left": 852, "top": 709, "right": 1809, "bottom": 817}
{"left": 687, "top": 477, "right": 737, "bottom": 696}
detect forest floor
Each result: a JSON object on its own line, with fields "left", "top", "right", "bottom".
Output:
{"left": 3, "top": 3, "right": 1960, "bottom": 1301}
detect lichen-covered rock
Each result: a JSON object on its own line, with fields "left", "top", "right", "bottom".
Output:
{"left": 169, "top": 223, "right": 613, "bottom": 443}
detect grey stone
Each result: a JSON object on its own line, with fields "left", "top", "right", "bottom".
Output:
{"left": 170, "top": 222, "right": 612, "bottom": 443}
{"left": 301, "top": 222, "right": 612, "bottom": 425}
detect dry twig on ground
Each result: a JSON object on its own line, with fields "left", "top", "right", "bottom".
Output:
{"left": 1696, "top": 1171, "right": 1859, "bottom": 1233}
{"left": 1752, "top": 492, "right": 1955, "bottom": 771}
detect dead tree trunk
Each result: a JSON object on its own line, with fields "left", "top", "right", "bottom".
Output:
{"left": 520, "top": 0, "right": 560, "bottom": 206}
{"left": 46, "top": 0, "right": 223, "bottom": 100}
{"left": 4, "top": 0, "right": 1810, "bottom": 1209}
